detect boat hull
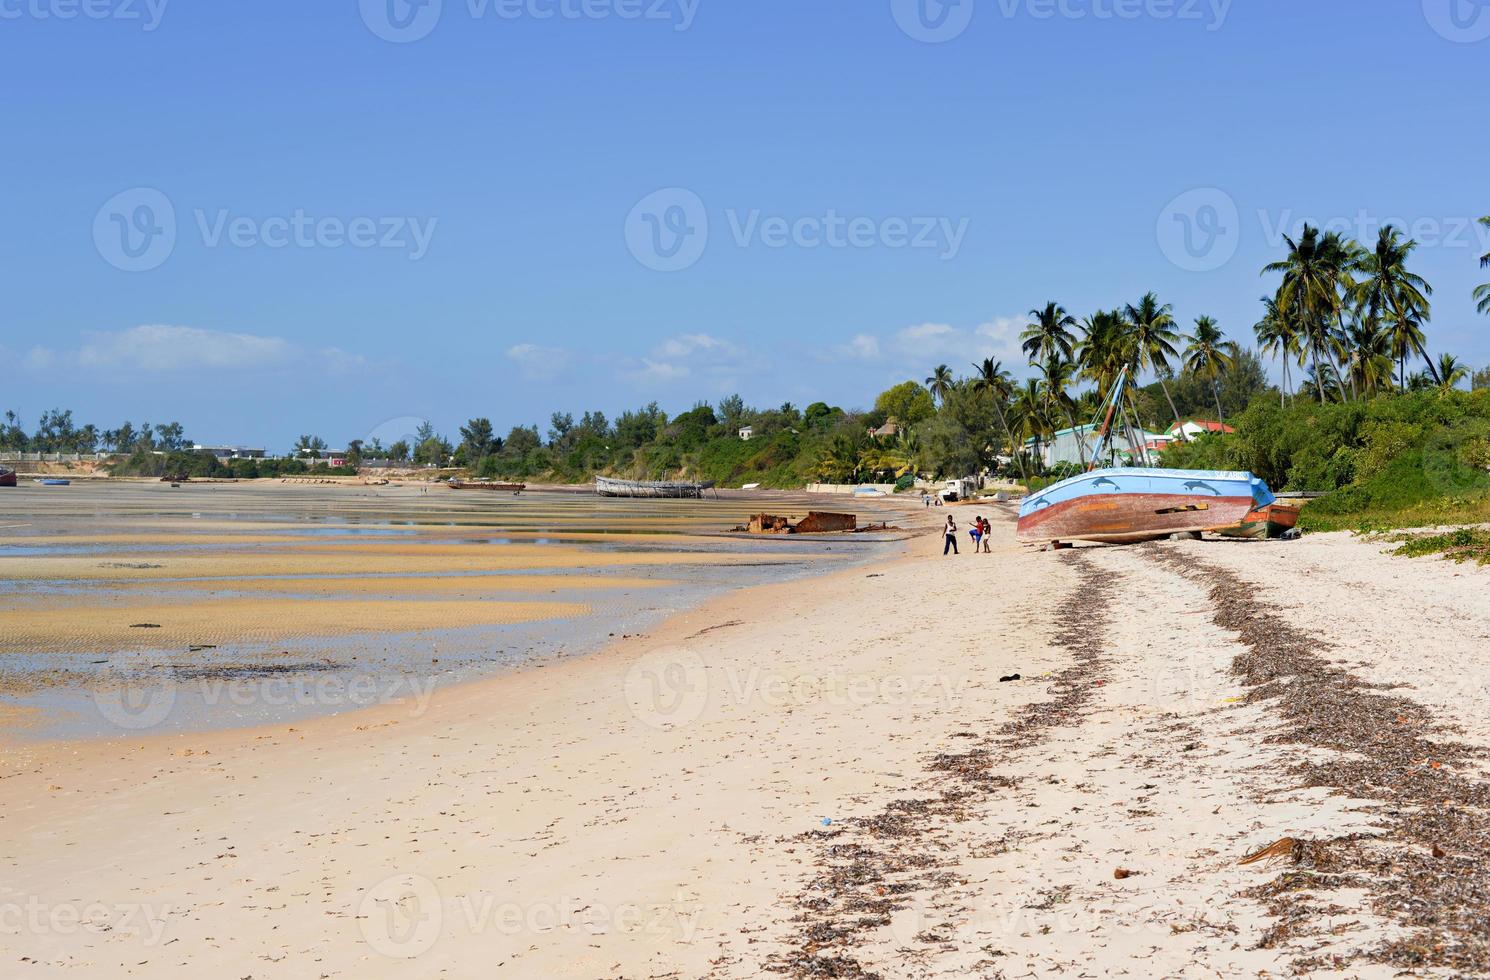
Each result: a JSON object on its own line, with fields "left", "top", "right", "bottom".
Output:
{"left": 447, "top": 482, "right": 526, "bottom": 492}
{"left": 1018, "top": 468, "right": 1275, "bottom": 545}
{"left": 1211, "top": 503, "right": 1301, "bottom": 540}
{"left": 0, "top": 467, "right": 15, "bottom": 488}
{"left": 595, "top": 477, "right": 714, "bottom": 499}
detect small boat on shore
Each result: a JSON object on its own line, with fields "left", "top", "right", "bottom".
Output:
{"left": 0, "top": 467, "right": 15, "bottom": 488}
{"left": 1018, "top": 467, "right": 1276, "bottom": 545}
{"left": 36, "top": 478, "right": 72, "bottom": 487}
{"left": 595, "top": 476, "right": 715, "bottom": 499}
{"left": 447, "top": 480, "right": 526, "bottom": 492}
{"left": 1211, "top": 501, "right": 1301, "bottom": 540}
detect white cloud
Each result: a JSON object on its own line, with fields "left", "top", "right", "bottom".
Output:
{"left": 21, "top": 325, "right": 374, "bottom": 377}
{"left": 505, "top": 343, "right": 570, "bottom": 382}
{"left": 652, "top": 333, "right": 740, "bottom": 360}
{"left": 619, "top": 333, "right": 751, "bottom": 389}
{"left": 844, "top": 333, "right": 881, "bottom": 360}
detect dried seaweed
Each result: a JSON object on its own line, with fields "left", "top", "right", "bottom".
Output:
{"left": 765, "top": 553, "right": 1113, "bottom": 977}
{"left": 1145, "top": 545, "right": 1490, "bottom": 973}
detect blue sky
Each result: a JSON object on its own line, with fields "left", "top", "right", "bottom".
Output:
{"left": 3, "top": 0, "right": 1487, "bottom": 450}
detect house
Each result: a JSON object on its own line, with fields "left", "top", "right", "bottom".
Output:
{"left": 1168, "top": 419, "right": 1235, "bottom": 441}
{"left": 738, "top": 426, "right": 754, "bottom": 441}
{"left": 1024, "top": 423, "right": 1174, "bottom": 469}
{"left": 192, "top": 445, "right": 267, "bottom": 460}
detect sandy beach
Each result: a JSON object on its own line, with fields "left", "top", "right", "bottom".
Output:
{"left": 5, "top": 493, "right": 1490, "bottom": 977}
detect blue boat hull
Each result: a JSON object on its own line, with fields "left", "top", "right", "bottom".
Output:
{"left": 1018, "top": 468, "right": 1276, "bottom": 544}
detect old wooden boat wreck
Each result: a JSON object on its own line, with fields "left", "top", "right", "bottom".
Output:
{"left": 0, "top": 466, "right": 15, "bottom": 488}
{"left": 1210, "top": 501, "right": 1301, "bottom": 540}
{"left": 595, "top": 476, "right": 715, "bottom": 499}
{"left": 447, "top": 480, "right": 526, "bottom": 492}
{"left": 1018, "top": 467, "right": 1277, "bottom": 545}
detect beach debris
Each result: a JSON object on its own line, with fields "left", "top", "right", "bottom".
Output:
{"left": 129, "top": 623, "right": 162, "bottom": 629}
{"left": 821, "top": 818, "right": 832, "bottom": 826}
{"left": 739, "top": 512, "right": 858, "bottom": 535}
{"left": 1113, "top": 867, "right": 1137, "bottom": 880}
{"left": 998, "top": 673, "right": 1022, "bottom": 683}
{"left": 1239, "top": 834, "right": 1299, "bottom": 863}
{"left": 188, "top": 644, "right": 217, "bottom": 652}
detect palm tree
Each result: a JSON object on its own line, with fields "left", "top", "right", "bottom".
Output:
{"left": 1352, "top": 226, "right": 1437, "bottom": 387}
{"left": 970, "top": 357, "right": 1027, "bottom": 481}
{"left": 1183, "top": 316, "right": 1236, "bottom": 425}
{"left": 1437, "top": 353, "right": 1470, "bottom": 392}
{"left": 1010, "top": 378, "right": 1052, "bottom": 475}
{"left": 1477, "top": 217, "right": 1490, "bottom": 315}
{"left": 1038, "top": 355, "right": 1088, "bottom": 466}
{"left": 1344, "top": 318, "right": 1395, "bottom": 397}
{"left": 1263, "top": 225, "right": 1358, "bottom": 401}
{"left": 1021, "top": 302, "right": 1079, "bottom": 365}
{"left": 1122, "top": 292, "right": 1184, "bottom": 429}
{"left": 1076, "top": 310, "right": 1133, "bottom": 398}
{"left": 924, "top": 365, "right": 954, "bottom": 405}
{"left": 1254, "top": 295, "right": 1303, "bottom": 407}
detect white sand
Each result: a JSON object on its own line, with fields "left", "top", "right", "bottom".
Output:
{"left": 1, "top": 522, "right": 1485, "bottom": 977}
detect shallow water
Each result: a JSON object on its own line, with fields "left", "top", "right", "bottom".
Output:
{"left": 0, "top": 481, "right": 906, "bottom": 739}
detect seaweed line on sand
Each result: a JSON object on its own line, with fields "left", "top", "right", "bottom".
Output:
{"left": 761, "top": 552, "right": 1114, "bottom": 979}
{"left": 1143, "top": 544, "right": 1490, "bottom": 974}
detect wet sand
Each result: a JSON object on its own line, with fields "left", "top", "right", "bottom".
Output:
{"left": 5, "top": 489, "right": 1489, "bottom": 976}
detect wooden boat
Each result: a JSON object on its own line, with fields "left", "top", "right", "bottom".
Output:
{"left": 0, "top": 467, "right": 15, "bottom": 488}
{"left": 37, "top": 478, "right": 71, "bottom": 486}
{"left": 595, "top": 476, "right": 715, "bottom": 499}
{"left": 1211, "top": 502, "right": 1301, "bottom": 540}
{"left": 447, "top": 480, "right": 526, "bottom": 492}
{"left": 1018, "top": 467, "right": 1276, "bottom": 545}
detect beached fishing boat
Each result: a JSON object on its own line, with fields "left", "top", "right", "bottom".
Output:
{"left": 595, "top": 476, "right": 715, "bottom": 499}
{"left": 1211, "top": 501, "right": 1301, "bottom": 540}
{"left": 1018, "top": 468, "right": 1277, "bottom": 545}
{"left": 0, "top": 467, "right": 15, "bottom": 488}
{"left": 36, "top": 478, "right": 71, "bottom": 486}
{"left": 447, "top": 480, "right": 526, "bottom": 492}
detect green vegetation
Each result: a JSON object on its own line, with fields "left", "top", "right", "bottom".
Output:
{"left": 7, "top": 219, "right": 1488, "bottom": 509}
{"left": 1391, "top": 527, "right": 1490, "bottom": 565}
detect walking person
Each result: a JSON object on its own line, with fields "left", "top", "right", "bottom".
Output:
{"left": 942, "top": 515, "right": 958, "bottom": 555}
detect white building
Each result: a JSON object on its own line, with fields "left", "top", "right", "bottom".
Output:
{"left": 738, "top": 426, "right": 754, "bottom": 441}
